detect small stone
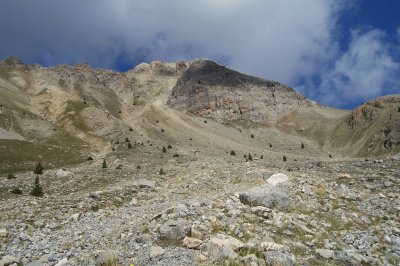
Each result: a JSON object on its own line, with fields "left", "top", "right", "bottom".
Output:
{"left": 264, "top": 251, "right": 295, "bottom": 266}
{"left": 129, "top": 198, "right": 138, "bottom": 206}
{"left": 26, "top": 261, "right": 45, "bottom": 266}
{"left": 183, "top": 236, "right": 203, "bottom": 249}
{"left": 315, "top": 248, "right": 334, "bottom": 259}
{"left": 267, "top": 173, "right": 289, "bottom": 185}
{"left": 150, "top": 246, "right": 165, "bottom": 258}
{"left": 95, "top": 250, "right": 118, "bottom": 266}
{"left": 55, "top": 258, "right": 70, "bottom": 266}
{"left": 159, "top": 219, "right": 190, "bottom": 240}
{"left": 260, "top": 242, "right": 289, "bottom": 252}
{"left": 0, "top": 228, "right": 8, "bottom": 238}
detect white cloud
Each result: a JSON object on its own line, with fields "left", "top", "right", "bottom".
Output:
{"left": 2, "top": 0, "right": 398, "bottom": 109}
{"left": 0, "top": 0, "right": 346, "bottom": 84}
{"left": 314, "top": 29, "right": 400, "bottom": 107}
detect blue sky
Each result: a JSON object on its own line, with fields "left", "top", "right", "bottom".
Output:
{"left": 0, "top": 0, "right": 399, "bottom": 109}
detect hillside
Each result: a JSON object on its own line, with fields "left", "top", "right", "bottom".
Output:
{"left": 0, "top": 57, "right": 399, "bottom": 173}
{"left": 0, "top": 56, "right": 399, "bottom": 266}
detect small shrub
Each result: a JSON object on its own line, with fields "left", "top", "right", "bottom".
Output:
{"left": 129, "top": 127, "right": 133, "bottom": 131}
{"left": 167, "top": 144, "right": 172, "bottom": 149}
{"left": 137, "top": 165, "right": 141, "bottom": 169}
{"left": 250, "top": 134, "right": 254, "bottom": 138}
{"left": 329, "top": 154, "right": 333, "bottom": 158}
{"left": 248, "top": 153, "right": 253, "bottom": 161}
{"left": 7, "top": 173, "right": 16, "bottom": 179}
{"left": 102, "top": 159, "right": 108, "bottom": 168}
{"left": 260, "top": 155, "right": 263, "bottom": 159}
{"left": 125, "top": 137, "right": 130, "bottom": 142}
{"left": 161, "top": 128, "right": 165, "bottom": 132}
{"left": 173, "top": 154, "right": 179, "bottom": 157}
{"left": 204, "top": 120, "right": 207, "bottom": 123}
{"left": 230, "top": 150, "right": 236, "bottom": 156}
{"left": 10, "top": 187, "right": 22, "bottom": 194}
{"left": 30, "top": 176, "right": 44, "bottom": 197}
{"left": 301, "top": 142, "right": 305, "bottom": 149}
{"left": 283, "top": 156, "right": 287, "bottom": 162}
{"left": 87, "top": 156, "right": 93, "bottom": 161}
{"left": 162, "top": 146, "right": 167, "bottom": 153}
{"left": 128, "top": 143, "right": 133, "bottom": 149}
{"left": 159, "top": 168, "right": 165, "bottom": 175}
{"left": 34, "top": 162, "right": 43, "bottom": 175}
{"left": 398, "top": 106, "right": 400, "bottom": 112}
{"left": 269, "top": 143, "right": 272, "bottom": 148}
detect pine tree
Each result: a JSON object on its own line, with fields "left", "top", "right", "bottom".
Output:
{"left": 283, "top": 156, "right": 287, "bottom": 162}
{"left": 30, "top": 176, "right": 44, "bottom": 197}
{"left": 34, "top": 162, "right": 43, "bottom": 175}
{"left": 248, "top": 153, "right": 253, "bottom": 161}
{"left": 128, "top": 143, "right": 133, "bottom": 149}
{"left": 102, "top": 159, "right": 108, "bottom": 168}
{"left": 269, "top": 143, "right": 272, "bottom": 148}
{"left": 162, "top": 146, "right": 167, "bottom": 153}
{"left": 301, "top": 142, "right": 305, "bottom": 149}
{"left": 159, "top": 168, "right": 165, "bottom": 175}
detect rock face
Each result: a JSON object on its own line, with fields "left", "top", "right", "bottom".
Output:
{"left": 168, "top": 59, "right": 309, "bottom": 123}
{"left": 333, "top": 95, "right": 400, "bottom": 156}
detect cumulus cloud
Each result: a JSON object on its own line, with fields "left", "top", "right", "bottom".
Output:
{"left": 301, "top": 29, "right": 400, "bottom": 108}
{"left": 0, "top": 0, "right": 398, "bottom": 108}
{"left": 0, "top": 0, "right": 345, "bottom": 81}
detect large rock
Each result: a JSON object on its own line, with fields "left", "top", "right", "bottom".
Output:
{"left": 239, "top": 183, "right": 290, "bottom": 211}
{"left": 206, "top": 234, "right": 244, "bottom": 263}
{"left": 159, "top": 219, "right": 190, "bottom": 240}
{"left": 0, "top": 255, "right": 20, "bottom": 266}
{"left": 264, "top": 251, "right": 295, "bottom": 266}
{"left": 315, "top": 248, "right": 334, "bottom": 259}
{"left": 266, "top": 173, "right": 288, "bottom": 185}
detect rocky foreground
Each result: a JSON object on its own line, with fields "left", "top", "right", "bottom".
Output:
{"left": 0, "top": 154, "right": 399, "bottom": 266}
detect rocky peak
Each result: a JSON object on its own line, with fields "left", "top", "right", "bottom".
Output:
{"left": 168, "top": 59, "right": 308, "bottom": 123}
{"left": 3, "top": 56, "right": 23, "bottom": 66}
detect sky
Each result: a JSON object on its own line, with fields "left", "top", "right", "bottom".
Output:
{"left": 0, "top": 0, "right": 399, "bottom": 109}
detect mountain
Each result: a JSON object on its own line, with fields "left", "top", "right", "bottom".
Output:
{"left": 0, "top": 56, "right": 399, "bottom": 173}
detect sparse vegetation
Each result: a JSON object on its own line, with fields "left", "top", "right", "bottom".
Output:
{"left": 159, "top": 168, "right": 165, "bottom": 175}
{"left": 167, "top": 144, "right": 172, "bottom": 149}
{"left": 173, "top": 154, "right": 179, "bottom": 157}
{"left": 260, "top": 155, "right": 263, "bottom": 159}
{"left": 125, "top": 137, "right": 130, "bottom": 142}
{"left": 248, "top": 153, "right": 253, "bottom": 161}
{"left": 329, "top": 154, "right": 333, "bottom": 158}
{"left": 10, "top": 187, "right": 22, "bottom": 194}
{"left": 102, "top": 159, "right": 108, "bottom": 169}
{"left": 30, "top": 176, "right": 44, "bottom": 197}
{"left": 301, "top": 142, "right": 305, "bottom": 149}
{"left": 7, "top": 173, "right": 16, "bottom": 179}
{"left": 129, "top": 127, "right": 133, "bottom": 131}
{"left": 87, "top": 156, "right": 94, "bottom": 161}
{"left": 230, "top": 150, "right": 236, "bottom": 156}
{"left": 250, "top": 134, "right": 254, "bottom": 138}
{"left": 127, "top": 143, "right": 133, "bottom": 149}
{"left": 161, "top": 128, "right": 165, "bottom": 132}
{"left": 137, "top": 165, "right": 141, "bottom": 169}
{"left": 162, "top": 146, "right": 167, "bottom": 153}
{"left": 269, "top": 143, "right": 272, "bottom": 148}
{"left": 283, "top": 155, "right": 287, "bottom": 161}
